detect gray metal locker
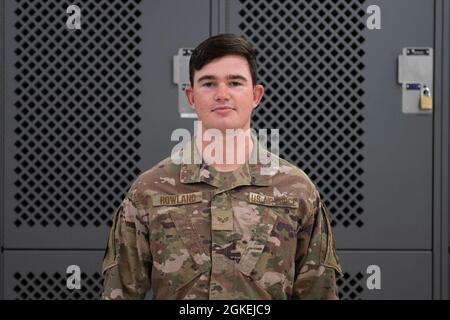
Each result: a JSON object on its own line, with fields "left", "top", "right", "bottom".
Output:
{"left": 224, "top": 0, "right": 448, "bottom": 299}
{"left": 226, "top": 0, "right": 433, "bottom": 249}
{"left": 1, "top": 0, "right": 211, "bottom": 299}
{"left": 3, "top": 0, "right": 210, "bottom": 249}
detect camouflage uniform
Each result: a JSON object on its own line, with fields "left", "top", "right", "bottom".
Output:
{"left": 101, "top": 137, "right": 343, "bottom": 300}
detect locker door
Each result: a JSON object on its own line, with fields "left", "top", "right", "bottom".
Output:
{"left": 1, "top": 0, "right": 209, "bottom": 299}
{"left": 227, "top": 0, "right": 432, "bottom": 249}
{"left": 3, "top": 0, "right": 209, "bottom": 249}
{"left": 225, "top": 0, "right": 436, "bottom": 298}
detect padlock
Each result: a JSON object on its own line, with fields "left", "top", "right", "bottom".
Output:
{"left": 420, "top": 85, "right": 432, "bottom": 110}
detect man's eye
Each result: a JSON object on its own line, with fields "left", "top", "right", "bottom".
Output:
{"left": 229, "top": 82, "right": 242, "bottom": 87}
{"left": 202, "top": 82, "right": 215, "bottom": 87}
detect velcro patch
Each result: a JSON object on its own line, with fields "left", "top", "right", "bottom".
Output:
{"left": 211, "top": 210, "right": 233, "bottom": 231}
{"left": 248, "top": 192, "right": 299, "bottom": 208}
{"left": 152, "top": 191, "right": 203, "bottom": 206}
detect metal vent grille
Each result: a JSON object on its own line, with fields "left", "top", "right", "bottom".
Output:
{"left": 12, "top": 0, "right": 142, "bottom": 228}
{"left": 13, "top": 272, "right": 102, "bottom": 300}
{"left": 337, "top": 271, "right": 365, "bottom": 300}
{"left": 238, "top": 0, "right": 366, "bottom": 228}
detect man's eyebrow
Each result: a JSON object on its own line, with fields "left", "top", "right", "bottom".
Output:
{"left": 226, "top": 75, "right": 248, "bottom": 82}
{"left": 197, "top": 74, "right": 248, "bottom": 83}
{"left": 197, "top": 75, "right": 216, "bottom": 82}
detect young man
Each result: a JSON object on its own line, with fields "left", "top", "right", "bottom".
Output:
{"left": 101, "top": 34, "right": 343, "bottom": 300}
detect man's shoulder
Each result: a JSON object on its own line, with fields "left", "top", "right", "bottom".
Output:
{"left": 271, "top": 154, "right": 317, "bottom": 188}
{"left": 267, "top": 153, "right": 321, "bottom": 212}
{"left": 126, "top": 155, "right": 181, "bottom": 207}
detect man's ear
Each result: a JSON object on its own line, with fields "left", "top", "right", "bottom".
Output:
{"left": 252, "top": 84, "right": 265, "bottom": 109}
{"left": 184, "top": 85, "right": 196, "bottom": 111}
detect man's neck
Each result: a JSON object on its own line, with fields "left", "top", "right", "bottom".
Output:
{"left": 195, "top": 126, "right": 253, "bottom": 172}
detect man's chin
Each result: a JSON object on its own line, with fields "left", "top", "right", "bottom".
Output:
{"left": 198, "top": 120, "right": 236, "bottom": 131}
{"left": 211, "top": 123, "right": 245, "bottom": 132}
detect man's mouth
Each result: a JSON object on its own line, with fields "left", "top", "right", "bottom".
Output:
{"left": 212, "top": 105, "right": 235, "bottom": 112}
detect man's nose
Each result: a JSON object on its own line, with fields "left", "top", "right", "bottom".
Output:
{"left": 214, "top": 83, "right": 230, "bottom": 101}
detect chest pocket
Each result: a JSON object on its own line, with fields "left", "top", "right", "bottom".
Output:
{"left": 230, "top": 191, "right": 299, "bottom": 280}
{"left": 151, "top": 192, "right": 211, "bottom": 293}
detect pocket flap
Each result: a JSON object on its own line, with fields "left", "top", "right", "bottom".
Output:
{"left": 237, "top": 210, "right": 278, "bottom": 276}
{"left": 168, "top": 207, "right": 211, "bottom": 274}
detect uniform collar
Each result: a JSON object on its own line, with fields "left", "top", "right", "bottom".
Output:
{"left": 179, "top": 133, "right": 275, "bottom": 188}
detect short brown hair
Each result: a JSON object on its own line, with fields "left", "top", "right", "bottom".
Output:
{"left": 189, "top": 33, "right": 258, "bottom": 86}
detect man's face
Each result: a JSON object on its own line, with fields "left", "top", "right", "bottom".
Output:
{"left": 185, "top": 55, "right": 264, "bottom": 132}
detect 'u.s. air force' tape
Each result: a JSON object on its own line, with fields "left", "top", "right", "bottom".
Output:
{"left": 152, "top": 191, "right": 203, "bottom": 206}
{"left": 247, "top": 192, "right": 299, "bottom": 208}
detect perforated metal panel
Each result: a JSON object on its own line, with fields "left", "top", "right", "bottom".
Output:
{"left": 337, "top": 271, "right": 365, "bottom": 300}
{"left": 3, "top": 0, "right": 147, "bottom": 248}
{"left": 12, "top": 0, "right": 142, "bottom": 229}
{"left": 12, "top": 271, "right": 102, "bottom": 300}
{"left": 235, "top": 0, "right": 366, "bottom": 229}
{"left": 4, "top": 251, "right": 104, "bottom": 300}
{"left": 337, "top": 251, "right": 432, "bottom": 299}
